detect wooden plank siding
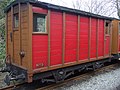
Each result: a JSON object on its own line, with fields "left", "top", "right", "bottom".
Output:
{"left": 20, "top": 3, "right": 29, "bottom": 69}
{"left": 111, "top": 20, "right": 119, "bottom": 54}
{"left": 11, "top": 7, "right": 14, "bottom": 63}
{"left": 7, "top": 10, "right": 12, "bottom": 59}
{"left": 27, "top": 3, "right": 33, "bottom": 82}
{"left": 89, "top": 17, "right": 91, "bottom": 60}
{"left": 62, "top": 12, "right": 65, "bottom": 65}
{"left": 111, "top": 20, "right": 120, "bottom": 54}
{"left": 77, "top": 15, "right": 80, "bottom": 62}
{"left": 48, "top": 10, "right": 51, "bottom": 68}
{"left": 110, "top": 22, "right": 112, "bottom": 56}
{"left": 6, "top": 3, "right": 30, "bottom": 68}
{"left": 96, "top": 19, "right": 99, "bottom": 59}
{"left": 13, "top": 5, "right": 19, "bottom": 65}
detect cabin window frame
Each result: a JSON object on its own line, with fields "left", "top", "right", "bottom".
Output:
{"left": 13, "top": 13, "right": 19, "bottom": 29}
{"left": 33, "top": 13, "right": 47, "bottom": 34}
{"left": 105, "top": 21, "right": 111, "bottom": 35}
{"left": 13, "top": 5, "right": 19, "bottom": 30}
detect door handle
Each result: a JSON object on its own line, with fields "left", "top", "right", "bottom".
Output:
{"left": 10, "top": 32, "right": 12, "bottom": 42}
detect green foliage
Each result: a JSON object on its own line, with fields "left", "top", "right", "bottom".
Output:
{"left": 0, "top": 0, "right": 14, "bottom": 67}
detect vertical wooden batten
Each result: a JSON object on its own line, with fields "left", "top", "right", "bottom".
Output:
{"left": 48, "top": 10, "right": 51, "bottom": 68}
{"left": 104, "top": 20, "right": 106, "bottom": 57}
{"left": 28, "top": 3, "right": 33, "bottom": 74}
{"left": 62, "top": 12, "right": 66, "bottom": 65}
{"left": 109, "top": 22, "right": 112, "bottom": 56}
{"left": 18, "top": 3, "right": 21, "bottom": 65}
{"left": 96, "top": 19, "right": 99, "bottom": 59}
{"left": 117, "top": 21, "right": 119, "bottom": 53}
{"left": 88, "top": 17, "right": 91, "bottom": 60}
{"left": 77, "top": 15, "right": 80, "bottom": 62}
{"left": 118, "top": 21, "right": 120, "bottom": 53}
{"left": 11, "top": 6, "right": 14, "bottom": 63}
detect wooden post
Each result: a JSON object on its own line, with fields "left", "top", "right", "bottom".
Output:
{"left": 62, "top": 12, "right": 66, "bottom": 65}
{"left": 96, "top": 19, "right": 99, "bottom": 59}
{"left": 18, "top": 3, "right": 22, "bottom": 65}
{"left": 88, "top": 17, "right": 91, "bottom": 60}
{"left": 28, "top": 3, "right": 33, "bottom": 72}
{"left": 104, "top": 20, "right": 106, "bottom": 57}
{"left": 27, "top": 3, "right": 33, "bottom": 82}
{"left": 77, "top": 15, "right": 80, "bottom": 62}
{"left": 11, "top": 6, "right": 14, "bottom": 63}
{"left": 109, "top": 22, "right": 112, "bottom": 56}
{"left": 117, "top": 21, "right": 119, "bottom": 53}
{"left": 48, "top": 10, "right": 51, "bottom": 68}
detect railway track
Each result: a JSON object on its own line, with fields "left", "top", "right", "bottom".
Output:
{"left": 37, "top": 62, "right": 120, "bottom": 90}
{"left": 0, "top": 82, "right": 25, "bottom": 90}
{"left": 0, "top": 61, "right": 120, "bottom": 90}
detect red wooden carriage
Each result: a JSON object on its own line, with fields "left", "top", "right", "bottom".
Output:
{"left": 3, "top": 0, "right": 113, "bottom": 84}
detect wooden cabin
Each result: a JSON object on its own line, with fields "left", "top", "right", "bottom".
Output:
{"left": 112, "top": 19, "right": 120, "bottom": 59}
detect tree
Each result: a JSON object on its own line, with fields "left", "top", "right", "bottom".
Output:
{"left": 72, "top": 0, "right": 82, "bottom": 10}
{"left": 72, "top": 0, "right": 116, "bottom": 17}
{"left": 112, "top": 0, "right": 120, "bottom": 18}
{"left": 0, "top": 0, "right": 14, "bottom": 66}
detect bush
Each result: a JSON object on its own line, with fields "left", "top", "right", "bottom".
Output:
{"left": 0, "top": 35, "right": 5, "bottom": 67}
{"left": 0, "top": 0, "right": 14, "bottom": 67}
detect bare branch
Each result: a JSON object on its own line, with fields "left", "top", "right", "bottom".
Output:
{"left": 71, "top": 0, "right": 116, "bottom": 17}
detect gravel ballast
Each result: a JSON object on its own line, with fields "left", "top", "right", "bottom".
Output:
{"left": 54, "top": 64, "right": 120, "bottom": 90}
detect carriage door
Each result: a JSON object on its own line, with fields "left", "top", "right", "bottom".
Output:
{"left": 105, "top": 21, "right": 111, "bottom": 56}
{"left": 12, "top": 5, "right": 21, "bottom": 66}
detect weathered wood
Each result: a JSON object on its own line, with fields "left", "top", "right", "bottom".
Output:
{"left": 88, "top": 17, "right": 91, "bottom": 60}
{"left": 111, "top": 20, "right": 119, "bottom": 54}
{"left": 13, "top": 5, "right": 19, "bottom": 14}
{"left": 77, "top": 15, "right": 80, "bottom": 62}
{"left": 62, "top": 12, "right": 66, "bottom": 65}
{"left": 19, "top": 3, "right": 22, "bottom": 65}
{"left": 110, "top": 22, "right": 112, "bottom": 56}
{"left": 11, "top": 6, "right": 14, "bottom": 63}
{"left": 48, "top": 10, "right": 51, "bottom": 68}
{"left": 28, "top": 3, "right": 33, "bottom": 71}
{"left": 96, "top": 19, "right": 99, "bottom": 59}
{"left": 27, "top": 3, "right": 33, "bottom": 82}
{"left": 104, "top": 20, "right": 106, "bottom": 56}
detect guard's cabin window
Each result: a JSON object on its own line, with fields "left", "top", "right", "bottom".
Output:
{"left": 14, "top": 14, "right": 19, "bottom": 28}
{"left": 33, "top": 13, "right": 47, "bottom": 33}
{"left": 105, "top": 21, "right": 110, "bottom": 35}
{"left": 13, "top": 5, "right": 19, "bottom": 28}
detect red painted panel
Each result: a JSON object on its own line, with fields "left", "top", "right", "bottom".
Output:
{"left": 32, "top": 35, "right": 48, "bottom": 69}
{"left": 65, "top": 14, "right": 78, "bottom": 63}
{"left": 79, "top": 16, "right": 89, "bottom": 60}
{"left": 98, "top": 20, "right": 104, "bottom": 57}
{"left": 50, "top": 11, "right": 63, "bottom": 66}
{"left": 32, "top": 7, "right": 48, "bottom": 14}
{"left": 90, "top": 18, "right": 97, "bottom": 58}
{"left": 32, "top": 8, "right": 110, "bottom": 70}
